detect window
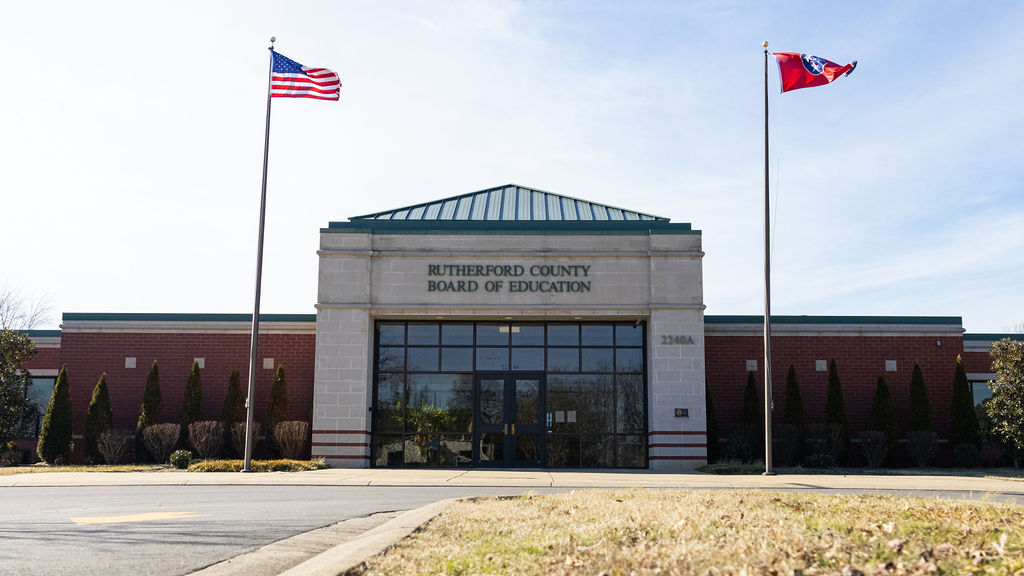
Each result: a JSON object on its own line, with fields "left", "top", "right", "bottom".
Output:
{"left": 371, "top": 321, "right": 647, "bottom": 468}
{"left": 970, "top": 381, "right": 993, "bottom": 406}
{"left": 25, "top": 376, "right": 56, "bottom": 438}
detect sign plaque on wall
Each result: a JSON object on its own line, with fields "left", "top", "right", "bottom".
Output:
{"left": 426, "top": 263, "right": 592, "bottom": 293}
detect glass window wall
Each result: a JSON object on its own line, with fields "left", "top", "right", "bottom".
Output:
{"left": 371, "top": 321, "right": 646, "bottom": 468}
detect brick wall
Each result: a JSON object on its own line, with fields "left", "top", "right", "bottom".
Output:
{"left": 58, "top": 331, "right": 315, "bottom": 435}
{"left": 706, "top": 334, "right": 964, "bottom": 438}
{"left": 23, "top": 346, "right": 62, "bottom": 372}
{"left": 961, "top": 350, "right": 993, "bottom": 374}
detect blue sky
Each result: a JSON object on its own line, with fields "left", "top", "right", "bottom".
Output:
{"left": 3, "top": 1, "right": 1022, "bottom": 332}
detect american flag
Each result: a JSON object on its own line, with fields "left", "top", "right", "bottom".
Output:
{"left": 271, "top": 52, "right": 341, "bottom": 100}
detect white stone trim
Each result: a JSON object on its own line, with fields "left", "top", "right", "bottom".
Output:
{"left": 967, "top": 373, "right": 996, "bottom": 381}
{"left": 26, "top": 369, "right": 59, "bottom": 377}
{"left": 28, "top": 336, "right": 61, "bottom": 348}
{"left": 964, "top": 341, "right": 997, "bottom": 353}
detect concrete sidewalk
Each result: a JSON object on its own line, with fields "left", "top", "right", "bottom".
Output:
{"left": 3, "top": 467, "right": 1024, "bottom": 494}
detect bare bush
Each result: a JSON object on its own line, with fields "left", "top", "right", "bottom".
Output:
{"left": 273, "top": 421, "right": 309, "bottom": 460}
{"left": 188, "top": 421, "right": 223, "bottom": 459}
{"left": 0, "top": 448, "right": 21, "bottom": 466}
{"left": 907, "top": 430, "right": 938, "bottom": 467}
{"left": 860, "top": 430, "right": 889, "bottom": 468}
{"left": 808, "top": 423, "right": 845, "bottom": 464}
{"left": 97, "top": 430, "right": 133, "bottom": 464}
{"left": 778, "top": 423, "right": 803, "bottom": 466}
{"left": 0, "top": 286, "right": 50, "bottom": 329}
{"left": 142, "top": 423, "right": 179, "bottom": 464}
{"left": 230, "top": 422, "right": 260, "bottom": 457}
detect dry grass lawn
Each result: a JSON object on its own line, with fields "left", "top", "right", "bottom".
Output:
{"left": 0, "top": 464, "right": 168, "bottom": 475}
{"left": 354, "top": 490, "right": 1024, "bottom": 576}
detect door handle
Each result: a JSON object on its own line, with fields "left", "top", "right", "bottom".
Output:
{"left": 511, "top": 424, "right": 516, "bottom": 435}
{"left": 504, "top": 424, "right": 509, "bottom": 435}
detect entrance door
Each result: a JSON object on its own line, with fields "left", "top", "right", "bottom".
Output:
{"left": 474, "top": 373, "right": 544, "bottom": 467}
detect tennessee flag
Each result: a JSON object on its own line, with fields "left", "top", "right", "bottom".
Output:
{"left": 773, "top": 52, "right": 856, "bottom": 93}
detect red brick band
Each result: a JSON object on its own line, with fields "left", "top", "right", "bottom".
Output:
{"left": 311, "top": 442, "right": 370, "bottom": 448}
{"left": 312, "top": 430, "right": 371, "bottom": 436}
{"left": 648, "top": 443, "right": 707, "bottom": 449}
{"left": 648, "top": 430, "right": 706, "bottom": 436}
{"left": 649, "top": 455, "right": 705, "bottom": 461}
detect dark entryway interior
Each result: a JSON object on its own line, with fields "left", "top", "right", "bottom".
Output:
{"left": 370, "top": 321, "right": 647, "bottom": 468}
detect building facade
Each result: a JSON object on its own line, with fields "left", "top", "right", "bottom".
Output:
{"left": 18, "top": 185, "right": 1018, "bottom": 469}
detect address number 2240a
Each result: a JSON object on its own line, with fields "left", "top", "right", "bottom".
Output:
{"left": 660, "top": 335, "right": 695, "bottom": 345}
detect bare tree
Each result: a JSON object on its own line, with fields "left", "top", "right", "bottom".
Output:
{"left": 0, "top": 286, "right": 50, "bottom": 330}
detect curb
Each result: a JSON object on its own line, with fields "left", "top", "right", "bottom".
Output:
{"left": 279, "top": 498, "right": 456, "bottom": 576}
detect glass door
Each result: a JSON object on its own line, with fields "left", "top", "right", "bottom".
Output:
{"left": 474, "top": 373, "right": 545, "bottom": 467}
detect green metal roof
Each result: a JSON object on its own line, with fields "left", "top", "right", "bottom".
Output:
{"left": 24, "top": 330, "right": 61, "bottom": 338}
{"left": 964, "top": 333, "right": 1024, "bottom": 341}
{"left": 351, "top": 184, "right": 668, "bottom": 222}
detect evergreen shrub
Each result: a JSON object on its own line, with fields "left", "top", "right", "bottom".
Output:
{"left": 953, "top": 442, "right": 980, "bottom": 468}
{"left": 135, "top": 361, "right": 162, "bottom": 461}
{"left": 949, "top": 355, "right": 979, "bottom": 447}
{"left": 266, "top": 365, "right": 288, "bottom": 447}
{"left": 221, "top": 368, "right": 245, "bottom": 424}
{"left": 705, "top": 381, "right": 719, "bottom": 463}
{"left": 37, "top": 365, "right": 73, "bottom": 464}
{"left": 824, "top": 359, "right": 850, "bottom": 464}
{"left": 169, "top": 449, "right": 192, "bottom": 469}
{"left": 908, "top": 363, "right": 933, "bottom": 431}
{"left": 179, "top": 361, "right": 203, "bottom": 448}
{"left": 83, "top": 373, "right": 114, "bottom": 464}
{"left": 781, "top": 365, "right": 805, "bottom": 466}
{"left": 740, "top": 371, "right": 762, "bottom": 460}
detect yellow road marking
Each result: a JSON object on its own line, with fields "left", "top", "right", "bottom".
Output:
{"left": 71, "top": 511, "right": 209, "bottom": 525}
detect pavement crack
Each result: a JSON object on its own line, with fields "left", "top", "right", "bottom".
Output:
{"left": 445, "top": 470, "right": 471, "bottom": 483}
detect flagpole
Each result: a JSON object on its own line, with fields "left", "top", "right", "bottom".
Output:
{"left": 242, "top": 36, "right": 276, "bottom": 473}
{"left": 762, "top": 42, "right": 775, "bottom": 475}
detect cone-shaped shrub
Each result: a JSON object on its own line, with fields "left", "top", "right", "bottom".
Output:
{"left": 37, "top": 364, "right": 73, "bottom": 464}
{"left": 871, "top": 375, "right": 898, "bottom": 446}
{"left": 741, "top": 371, "right": 763, "bottom": 459}
{"left": 83, "top": 373, "right": 114, "bottom": 464}
{"left": 908, "top": 362, "right": 933, "bottom": 432}
{"left": 742, "top": 371, "right": 761, "bottom": 426}
{"left": 705, "top": 381, "right": 719, "bottom": 463}
{"left": 784, "top": 365, "right": 805, "bottom": 431}
{"left": 949, "top": 355, "right": 979, "bottom": 446}
{"left": 825, "top": 359, "right": 851, "bottom": 463}
{"left": 782, "top": 364, "right": 806, "bottom": 465}
{"left": 179, "top": 360, "right": 204, "bottom": 449}
{"left": 221, "top": 368, "right": 245, "bottom": 424}
{"left": 135, "top": 360, "right": 162, "bottom": 461}
{"left": 266, "top": 365, "right": 288, "bottom": 449}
